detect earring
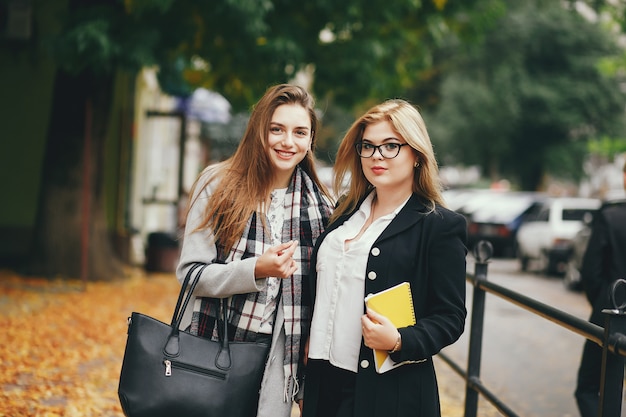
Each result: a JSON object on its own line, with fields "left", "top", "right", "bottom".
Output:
{"left": 414, "top": 161, "right": 420, "bottom": 168}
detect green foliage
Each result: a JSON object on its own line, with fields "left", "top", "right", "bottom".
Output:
{"left": 429, "top": 1, "right": 626, "bottom": 190}
{"left": 123, "top": 0, "right": 176, "bottom": 16}
{"left": 300, "top": 0, "right": 506, "bottom": 108}
{"left": 49, "top": 1, "right": 172, "bottom": 75}
{"left": 544, "top": 140, "right": 589, "bottom": 183}
{"left": 587, "top": 136, "right": 626, "bottom": 158}
{"left": 43, "top": 0, "right": 505, "bottom": 110}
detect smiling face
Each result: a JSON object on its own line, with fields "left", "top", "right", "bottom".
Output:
{"left": 360, "top": 120, "right": 417, "bottom": 196}
{"left": 266, "top": 103, "right": 312, "bottom": 188}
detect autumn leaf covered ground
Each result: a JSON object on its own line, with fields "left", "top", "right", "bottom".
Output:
{"left": 0, "top": 268, "right": 499, "bottom": 417}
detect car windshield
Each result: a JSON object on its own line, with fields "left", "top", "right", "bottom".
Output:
{"left": 446, "top": 189, "right": 498, "bottom": 213}
{"left": 470, "top": 193, "right": 541, "bottom": 223}
{"left": 562, "top": 209, "right": 595, "bottom": 221}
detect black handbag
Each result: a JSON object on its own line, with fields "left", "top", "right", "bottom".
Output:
{"left": 118, "top": 263, "right": 271, "bottom": 417}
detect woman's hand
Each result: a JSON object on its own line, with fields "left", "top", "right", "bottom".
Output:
{"left": 361, "top": 308, "right": 400, "bottom": 351}
{"left": 254, "top": 240, "right": 299, "bottom": 279}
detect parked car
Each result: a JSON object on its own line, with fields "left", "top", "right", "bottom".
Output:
{"left": 316, "top": 165, "right": 350, "bottom": 198}
{"left": 563, "top": 212, "right": 594, "bottom": 291}
{"left": 564, "top": 193, "right": 626, "bottom": 291}
{"left": 443, "top": 188, "right": 495, "bottom": 213}
{"left": 465, "top": 191, "right": 546, "bottom": 258}
{"left": 454, "top": 189, "right": 510, "bottom": 218}
{"left": 515, "top": 197, "right": 601, "bottom": 275}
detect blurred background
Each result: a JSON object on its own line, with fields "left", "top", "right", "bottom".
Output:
{"left": 3, "top": 2, "right": 626, "bottom": 415}
{"left": 1, "top": 0, "right": 626, "bottom": 282}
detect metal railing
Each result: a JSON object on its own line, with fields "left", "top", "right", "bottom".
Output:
{"left": 437, "top": 241, "right": 626, "bottom": 417}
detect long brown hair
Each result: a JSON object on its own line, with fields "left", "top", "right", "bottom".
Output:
{"left": 331, "top": 99, "right": 445, "bottom": 223}
{"left": 188, "top": 84, "right": 331, "bottom": 251}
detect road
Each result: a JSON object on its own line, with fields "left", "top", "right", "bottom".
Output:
{"left": 440, "top": 257, "right": 626, "bottom": 417}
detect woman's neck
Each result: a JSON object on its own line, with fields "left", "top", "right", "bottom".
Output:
{"left": 371, "top": 188, "right": 412, "bottom": 219}
{"left": 271, "top": 169, "right": 294, "bottom": 190}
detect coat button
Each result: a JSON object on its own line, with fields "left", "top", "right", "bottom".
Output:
{"left": 367, "top": 271, "right": 377, "bottom": 280}
{"left": 360, "top": 360, "right": 369, "bottom": 369}
{"left": 371, "top": 247, "right": 380, "bottom": 256}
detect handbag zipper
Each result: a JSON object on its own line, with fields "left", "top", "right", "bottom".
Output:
{"left": 163, "top": 359, "right": 227, "bottom": 380}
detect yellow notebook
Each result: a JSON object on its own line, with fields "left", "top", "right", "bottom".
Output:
{"left": 364, "top": 282, "right": 416, "bottom": 373}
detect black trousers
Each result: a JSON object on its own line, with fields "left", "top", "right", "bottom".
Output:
{"left": 575, "top": 338, "right": 602, "bottom": 417}
{"left": 304, "top": 359, "right": 357, "bottom": 417}
{"left": 575, "top": 302, "right": 605, "bottom": 417}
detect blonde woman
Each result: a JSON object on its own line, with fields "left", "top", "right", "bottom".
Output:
{"left": 177, "top": 84, "right": 333, "bottom": 417}
{"left": 303, "top": 99, "right": 467, "bottom": 417}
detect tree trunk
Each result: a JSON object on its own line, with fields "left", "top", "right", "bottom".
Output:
{"left": 27, "top": 69, "right": 124, "bottom": 281}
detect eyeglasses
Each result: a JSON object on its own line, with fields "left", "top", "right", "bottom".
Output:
{"left": 355, "top": 142, "right": 409, "bottom": 159}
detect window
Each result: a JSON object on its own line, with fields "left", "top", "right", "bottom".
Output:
{"left": 562, "top": 209, "right": 595, "bottom": 222}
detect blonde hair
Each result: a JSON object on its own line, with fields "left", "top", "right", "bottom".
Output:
{"left": 331, "top": 99, "right": 445, "bottom": 223}
{"left": 188, "top": 84, "right": 331, "bottom": 251}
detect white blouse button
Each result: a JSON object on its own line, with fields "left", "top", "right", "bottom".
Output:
{"left": 367, "top": 271, "right": 377, "bottom": 280}
{"left": 371, "top": 247, "right": 380, "bottom": 256}
{"left": 360, "top": 360, "right": 370, "bottom": 369}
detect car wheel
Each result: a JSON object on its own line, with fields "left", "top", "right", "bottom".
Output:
{"left": 564, "top": 260, "right": 582, "bottom": 291}
{"left": 518, "top": 249, "right": 530, "bottom": 272}
{"left": 502, "top": 245, "right": 516, "bottom": 259}
{"left": 538, "top": 250, "right": 552, "bottom": 275}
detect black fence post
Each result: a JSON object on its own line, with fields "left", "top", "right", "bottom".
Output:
{"left": 464, "top": 241, "right": 493, "bottom": 417}
{"left": 599, "top": 279, "right": 626, "bottom": 417}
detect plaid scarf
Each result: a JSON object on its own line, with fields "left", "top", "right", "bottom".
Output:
{"left": 190, "top": 165, "right": 332, "bottom": 400}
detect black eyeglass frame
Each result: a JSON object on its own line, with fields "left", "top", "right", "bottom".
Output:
{"left": 354, "top": 142, "right": 410, "bottom": 159}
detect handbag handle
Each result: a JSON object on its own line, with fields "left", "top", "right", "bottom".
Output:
{"left": 173, "top": 259, "right": 228, "bottom": 326}
{"left": 163, "top": 261, "right": 234, "bottom": 371}
{"left": 164, "top": 263, "right": 209, "bottom": 357}
{"left": 170, "top": 262, "right": 204, "bottom": 327}
{"left": 215, "top": 297, "right": 232, "bottom": 370}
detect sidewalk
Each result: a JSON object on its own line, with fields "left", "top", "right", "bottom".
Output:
{"left": 0, "top": 269, "right": 499, "bottom": 416}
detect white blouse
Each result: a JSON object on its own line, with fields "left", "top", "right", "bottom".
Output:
{"left": 308, "top": 192, "right": 409, "bottom": 372}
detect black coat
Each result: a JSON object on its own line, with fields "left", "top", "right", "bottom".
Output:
{"left": 303, "top": 193, "right": 467, "bottom": 417}
{"left": 581, "top": 200, "right": 626, "bottom": 319}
